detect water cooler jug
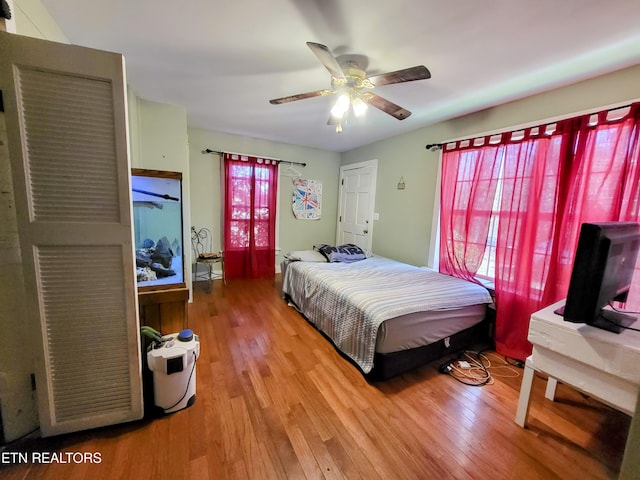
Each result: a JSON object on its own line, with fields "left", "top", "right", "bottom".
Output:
{"left": 146, "top": 329, "right": 200, "bottom": 414}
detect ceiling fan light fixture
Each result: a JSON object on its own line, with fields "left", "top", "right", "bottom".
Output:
{"left": 331, "top": 93, "right": 350, "bottom": 119}
{"left": 352, "top": 96, "right": 368, "bottom": 117}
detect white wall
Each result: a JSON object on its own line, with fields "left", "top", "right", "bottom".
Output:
{"left": 188, "top": 128, "right": 341, "bottom": 267}
{"left": 342, "top": 63, "right": 640, "bottom": 267}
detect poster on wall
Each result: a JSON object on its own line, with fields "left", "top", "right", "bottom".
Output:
{"left": 292, "top": 179, "right": 322, "bottom": 220}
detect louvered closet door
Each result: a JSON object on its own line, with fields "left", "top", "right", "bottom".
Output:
{"left": 0, "top": 32, "right": 143, "bottom": 436}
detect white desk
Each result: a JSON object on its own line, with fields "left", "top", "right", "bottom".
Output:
{"left": 515, "top": 300, "right": 640, "bottom": 427}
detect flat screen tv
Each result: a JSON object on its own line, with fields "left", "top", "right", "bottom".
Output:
{"left": 556, "top": 222, "right": 640, "bottom": 333}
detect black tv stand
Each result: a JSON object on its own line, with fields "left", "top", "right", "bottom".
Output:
{"left": 593, "top": 309, "right": 637, "bottom": 334}
{"left": 553, "top": 304, "right": 637, "bottom": 333}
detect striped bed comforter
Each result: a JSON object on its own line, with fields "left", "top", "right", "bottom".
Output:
{"left": 282, "top": 256, "right": 492, "bottom": 373}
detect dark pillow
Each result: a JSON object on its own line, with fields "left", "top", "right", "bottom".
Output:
{"left": 314, "top": 243, "right": 367, "bottom": 263}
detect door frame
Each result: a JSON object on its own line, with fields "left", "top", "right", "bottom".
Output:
{"left": 336, "top": 159, "right": 378, "bottom": 251}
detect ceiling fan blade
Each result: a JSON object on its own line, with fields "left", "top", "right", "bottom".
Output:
{"left": 269, "top": 89, "right": 334, "bottom": 105}
{"left": 361, "top": 93, "right": 411, "bottom": 120}
{"left": 367, "top": 65, "right": 431, "bottom": 87}
{"left": 306, "top": 42, "right": 345, "bottom": 79}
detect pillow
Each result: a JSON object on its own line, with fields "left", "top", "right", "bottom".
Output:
{"left": 314, "top": 243, "right": 367, "bottom": 263}
{"left": 284, "top": 250, "right": 327, "bottom": 262}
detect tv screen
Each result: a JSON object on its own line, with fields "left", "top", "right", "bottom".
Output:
{"left": 556, "top": 222, "right": 640, "bottom": 333}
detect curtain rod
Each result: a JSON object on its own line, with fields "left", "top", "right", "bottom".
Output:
{"left": 203, "top": 148, "right": 307, "bottom": 167}
{"left": 425, "top": 101, "right": 638, "bottom": 152}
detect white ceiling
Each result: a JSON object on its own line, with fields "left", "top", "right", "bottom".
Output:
{"left": 40, "top": 0, "right": 640, "bottom": 153}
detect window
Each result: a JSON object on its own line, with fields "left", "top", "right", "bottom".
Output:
{"left": 439, "top": 104, "right": 640, "bottom": 360}
{"left": 226, "top": 163, "right": 274, "bottom": 249}
{"left": 223, "top": 153, "right": 278, "bottom": 279}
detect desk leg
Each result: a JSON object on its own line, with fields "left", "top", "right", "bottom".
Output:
{"left": 515, "top": 357, "right": 535, "bottom": 427}
{"left": 545, "top": 376, "right": 558, "bottom": 401}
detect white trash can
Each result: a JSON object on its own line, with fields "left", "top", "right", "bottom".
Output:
{"left": 146, "top": 329, "right": 200, "bottom": 414}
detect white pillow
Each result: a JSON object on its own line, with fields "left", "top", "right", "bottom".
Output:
{"left": 285, "top": 250, "right": 327, "bottom": 262}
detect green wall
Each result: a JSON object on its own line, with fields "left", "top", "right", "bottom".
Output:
{"left": 342, "top": 64, "right": 640, "bottom": 268}
{"left": 12, "top": 0, "right": 68, "bottom": 41}
{"left": 188, "top": 128, "right": 341, "bottom": 268}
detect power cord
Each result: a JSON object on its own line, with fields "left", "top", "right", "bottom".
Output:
{"left": 608, "top": 301, "right": 640, "bottom": 315}
{"left": 438, "top": 350, "right": 522, "bottom": 386}
{"left": 504, "top": 356, "right": 525, "bottom": 368}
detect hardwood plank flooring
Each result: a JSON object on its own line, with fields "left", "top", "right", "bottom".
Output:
{"left": 0, "top": 277, "right": 631, "bottom": 479}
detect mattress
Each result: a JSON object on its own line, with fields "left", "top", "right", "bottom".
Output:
{"left": 376, "top": 303, "right": 488, "bottom": 353}
{"left": 282, "top": 255, "right": 492, "bottom": 373}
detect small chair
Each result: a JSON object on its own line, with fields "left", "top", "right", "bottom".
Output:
{"left": 191, "top": 226, "right": 225, "bottom": 292}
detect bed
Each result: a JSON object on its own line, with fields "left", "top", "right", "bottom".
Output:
{"left": 281, "top": 249, "right": 494, "bottom": 380}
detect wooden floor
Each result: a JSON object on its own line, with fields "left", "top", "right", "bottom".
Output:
{"left": 1, "top": 277, "right": 631, "bottom": 479}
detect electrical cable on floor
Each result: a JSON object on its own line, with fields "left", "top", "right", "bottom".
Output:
{"left": 504, "top": 356, "right": 525, "bottom": 368}
{"left": 438, "top": 350, "right": 522, "bottom": 386}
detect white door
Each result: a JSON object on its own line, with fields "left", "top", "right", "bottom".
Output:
{"left": 0, "top": 32, "right": 143, "bottom": 436}
{"left": 337, "top": 160, "right": 377, "bottom": 252}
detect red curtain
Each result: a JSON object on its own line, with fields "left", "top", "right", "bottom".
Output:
{"left": 492, "top": 122, "right": 575, "bottom": 359}
{"left": 223, "top": 153, "right": 278, "bottom": 279}
{"left": 550, "top": 105, "right": 640, "bottom": 311}
{"left": 440, "top": 102, "right": 640, "bottom": 360}
{"left": 439, "top": 140, "right": 503, "bottom": 282}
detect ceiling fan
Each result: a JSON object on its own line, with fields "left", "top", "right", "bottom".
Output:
{"left": 269, "top": 42, "right": 431, "bottom": 132}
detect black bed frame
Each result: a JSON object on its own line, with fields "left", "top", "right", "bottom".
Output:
{"left": 366, "top": 317, "right": 494, "bottom": 381}
{"left": 284, "top": 293, "right": 495, "bottom": 381}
